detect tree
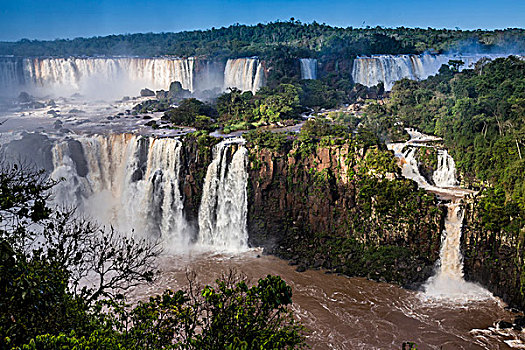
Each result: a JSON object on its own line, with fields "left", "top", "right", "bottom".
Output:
{"left": 0, "top": 162, "right": 161, "bottom": 348}
{"left": 0, "top": 163, "right": 306, "bottom": 349}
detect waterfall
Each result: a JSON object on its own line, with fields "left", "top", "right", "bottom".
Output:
{"left": 0, "top": 57, "right": 25, "bottom": 91}
{"left": 198, "top": 138, "right": 249, "bottom": 251}
{"left": 389, "top": 129, "right": 491, "bottom": 301}
{"left": 50, "top": 134, "right": 191, "bottom": 250}
{"left": 352, "top": 54, "right": 511, "bottom": 91}
{"left": 433, "top": 150, "right": 457, "bottom": 187}
{"left": 399, "top": 147, "right": 434, "bottom": 190}
{"left": 223, "top": 58, "right": 265, "bottom": 94}
{"left": 300, "top": 58, "right": 317, "bottom": 80}
{"left": 0, "top": 57, "right": 195, "bottom": 97}
{"left": 423, "top": 202, "right": 491, "bottom": 300}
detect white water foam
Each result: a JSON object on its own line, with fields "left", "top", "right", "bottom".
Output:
{"left": 198, "top": 137, "right": 249, "bottom": 252}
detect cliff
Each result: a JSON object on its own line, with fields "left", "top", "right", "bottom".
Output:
{"left": 246, "top": 140, "right": 444, "bottom": 287}
{"left": 462, "top": 193, "right": 525, "bottom": 309}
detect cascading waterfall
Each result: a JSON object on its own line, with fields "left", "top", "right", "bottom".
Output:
{"left": 223, "top": 58, "right": 265, "bottom": 94}
{"left": 300, "top": 58, "right": 317, "bottom": 80}
{"left": 0, "top": 57, "right": 195, "bottom": 97}
{"left": 352, "top": 53, "right": 511, "bottom": 90}
{"left": 399, "top": 147, "right": 434, "bottom": 190}
{"left": 389, "top": 130, "right": 491, "bottom": 300}
{"left": 198, "top": 138, "right": 249, "bottom": 252}
{"left": 423, "top": 202, "right": 491, "bottom": 300}
{"left": 433, "top": 149, "right": 458, "bottom": 188}
{"left": 50, "top": 134, "right": 191, "bottom": 250}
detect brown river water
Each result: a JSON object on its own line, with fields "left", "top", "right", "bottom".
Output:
{"left": 130, "top": 249, "right": 524, "bottom": 350}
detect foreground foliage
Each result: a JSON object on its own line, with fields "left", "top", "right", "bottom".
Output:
{"left": 0, "top": 164, "right": 305, "bottom": 349}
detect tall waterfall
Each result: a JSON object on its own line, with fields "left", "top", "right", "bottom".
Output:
{"left": 433, "top": 150, "right": 458, "bottom": 188}
{"left": 0, "top": 57, "right": 195, "bottom": 97}
{"left": 198, "top": 138, "right": 249, "bottom": 252}
{"left": 423, "top": 202, "right": 491, "bottom": 300}
{"left": 50, "top": 134, "right": 191, "bottom": 250}
{"left": 352, "top": 54, "right": 510, "bottom": 90}
{"left": 389, "top": 130, "right": 491, "bottom": 301}
{"left": 300, "top": 58, "right": 317, "bottom": 80}
{"left": 223, "top": 58, "right": 265, "bottom": 94}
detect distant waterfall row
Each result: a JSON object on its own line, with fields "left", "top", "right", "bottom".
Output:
{"left": 0, "top": 56, "right": 268, "bottom": 97}
{"left": 1, "top": 54, "right": 514, "bottom": 97}
{"left": 223, "top": 58, "right": 265, "bottom": 94}
{"left": 48, "top": 134, "right": 248, "bottom": 252}
{"left": 0, "top": 57, "right": 195, "bottom": 96}
{"left": 352, "top": 53, "right": 511, "bottom": 90}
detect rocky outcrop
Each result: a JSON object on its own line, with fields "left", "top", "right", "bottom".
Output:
{"left": 140, "top": 88, "right": 155, "bottom": 97}
{"left": 179, "top": 133, "right": 220, "bottom": 227}
{"left": 462, "top": 194, "right": 525, "bottom": 309}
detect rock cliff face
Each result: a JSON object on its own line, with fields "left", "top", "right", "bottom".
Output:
{"left": 176, "top": 134, "right": 524, "bottom": 307}
{"left": 179, "top": 133, "right": 220, "bottom": 231}
{"left": 246, "top": 142, "right": 443, "bottom": 287}
{"left": 176, "top": 135, "right": 444, "bottom": 287}
{"left": 462, "top": 195, "right": 525, "bottom": 309}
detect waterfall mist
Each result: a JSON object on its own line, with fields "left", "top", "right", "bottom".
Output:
{"left": 0, "top": 57, "right": 195, "bottom": 99}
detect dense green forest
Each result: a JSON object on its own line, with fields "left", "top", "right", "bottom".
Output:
{"left": 364, "top": 56, "right": 524, "bottom": 208}
{"left": 1, "top": 20, "right": 524, "bottom": 58}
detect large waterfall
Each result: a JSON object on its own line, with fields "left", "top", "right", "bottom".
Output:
{"left": 50, "top": 134, "right": 191, "bottom": 251}
{"left": 38, "top": 133, "right": 250, "bottom": 253}
{"left": 0, "top": 57, "right": 195, "bottom": 97}
{"left": 423, "top": 202, "right": 490, "bottom": 300}
{"left": 300, "top": 58, "right": 317, "bottom": 80}
{"left": 223, "top": 58, "right": 265, "bottom": 94}
{"left": 198, "top": 138, "right": 249, "bottom": 252}
{"left": 352, "top": 54, "right": 510, "bottom": 90}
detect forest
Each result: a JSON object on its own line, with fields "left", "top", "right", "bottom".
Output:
{"left": 1, "top": 20, "right": 524, "bottom": 58}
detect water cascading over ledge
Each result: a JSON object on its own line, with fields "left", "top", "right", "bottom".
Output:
{"left": 223, "top": 58, "right": 265, "bottom": 94}
{"left": 389, "top": 130, "right": 492, "bottom": 301}
{"left": 45, "top": 133, "right": 251, "bottom": 253}
{"left": 0, "top": 57, "right": 195, "bottom": 97}
{"left": 198, "top": 138, "right": 249, "bottom": 252}
{"left": 351, "top": 53, "right": 511, "bottom": 90}
{"left": 50, "top": 134, "right": 192, "bottom": 251}
{"left": 300, "top": 58, "right": 317, "bottom": 80}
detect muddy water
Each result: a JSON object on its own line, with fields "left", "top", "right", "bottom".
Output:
{"left": 130, "top": 249, "right": 522, "bottom": 350}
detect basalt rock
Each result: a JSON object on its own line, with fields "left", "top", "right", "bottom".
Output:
{"left": 462, "top": 195, "right": 525, "bottom": 309}
{"left": 246, "top": 142, "right": 443, "bottom": 287}
{"left": 140, "top": 88, "right": 155, "bottom": 97}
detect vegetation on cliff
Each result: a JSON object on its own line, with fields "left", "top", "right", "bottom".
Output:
{"left": 245, "top": 119, "right": 443, "bottom": 287}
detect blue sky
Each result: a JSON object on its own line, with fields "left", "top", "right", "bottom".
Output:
{"left": 0, "top": 0, "right": 523, "bottom": 41}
